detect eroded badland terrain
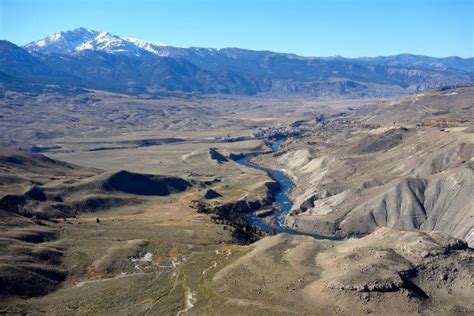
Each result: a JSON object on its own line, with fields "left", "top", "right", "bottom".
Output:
{"left": 0, "top": 84, "right": 473, "bottom": 315}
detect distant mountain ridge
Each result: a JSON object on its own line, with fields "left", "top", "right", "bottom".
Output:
{"left": 1, "top": 28, "right": 473, "bottom": 96}
{"left": 24, "top": 28, "right": 148, "bottom": 57}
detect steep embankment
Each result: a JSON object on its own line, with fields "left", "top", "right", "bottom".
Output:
{"left": 257, "top": 86, "right": 473, "bottom": 245}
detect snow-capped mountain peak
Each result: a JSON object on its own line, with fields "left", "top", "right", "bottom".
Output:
{"left": 25, "top": 28, "right": 100, "bottom": 53}
{"left": 23, "top": 28, "right": 199, "bottom": 58}
{"left": 25, "top": 28, "right": 147, "bottom": 56}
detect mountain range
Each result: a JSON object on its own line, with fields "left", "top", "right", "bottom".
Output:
{"left": 1, "top": 27, "right": 473, "bottom": 96}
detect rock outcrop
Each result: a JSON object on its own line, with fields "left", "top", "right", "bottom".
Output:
{"left": 213, "top": 228, "right": 473, "bottom": 315}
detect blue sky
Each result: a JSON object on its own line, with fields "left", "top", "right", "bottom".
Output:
{"left": 1, "top": 0, "right": 472, "bottom": 57}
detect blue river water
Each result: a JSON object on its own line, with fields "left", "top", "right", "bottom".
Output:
{"left": 235, "top": 137, "right": 295, "bottom": 234}
{"left": 235, "top": 137, "right": 343, "bottom": 240}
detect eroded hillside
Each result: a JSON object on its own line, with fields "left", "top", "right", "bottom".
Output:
{"left": 254, "top": 85, "right": 473, "bottom": 245}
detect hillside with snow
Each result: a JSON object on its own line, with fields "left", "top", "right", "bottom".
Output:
{"left": 0, "top": 27, "right": 471, "bottom": 96}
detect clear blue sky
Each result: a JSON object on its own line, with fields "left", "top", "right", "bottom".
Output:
{"left": 1, "top": 0, "right": 472, "bottom": 57}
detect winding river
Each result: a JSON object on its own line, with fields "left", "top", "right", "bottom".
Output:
{"left": 235, "top": 137, "right": 343, "bottom": 240}
{"left": 235, "top": 137, "right": 294, "bottom": 234}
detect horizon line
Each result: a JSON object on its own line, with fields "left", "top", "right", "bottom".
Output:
{"left": 6, "top": 27, "right": 474, "bottom": 60}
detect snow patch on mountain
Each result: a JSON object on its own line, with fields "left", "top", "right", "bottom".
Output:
{"left": 24, "top": 28, "right": 198, "bottom": 58}
{"left": 122, "top": 37, "right": 171, "bottom": 56}
{"left": 25, "top": 28, "right": 99, "bottom": 54}
{"left": 25, "top": 28, "right": 146, "bottom": 56}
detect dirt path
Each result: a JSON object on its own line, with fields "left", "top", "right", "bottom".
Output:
{"left": 176, "top": 287, "right": 197, "bottom": 316}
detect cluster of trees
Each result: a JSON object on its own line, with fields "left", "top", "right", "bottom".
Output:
{"left": 194, "top": 200, "right": 264, "bottom": 244}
